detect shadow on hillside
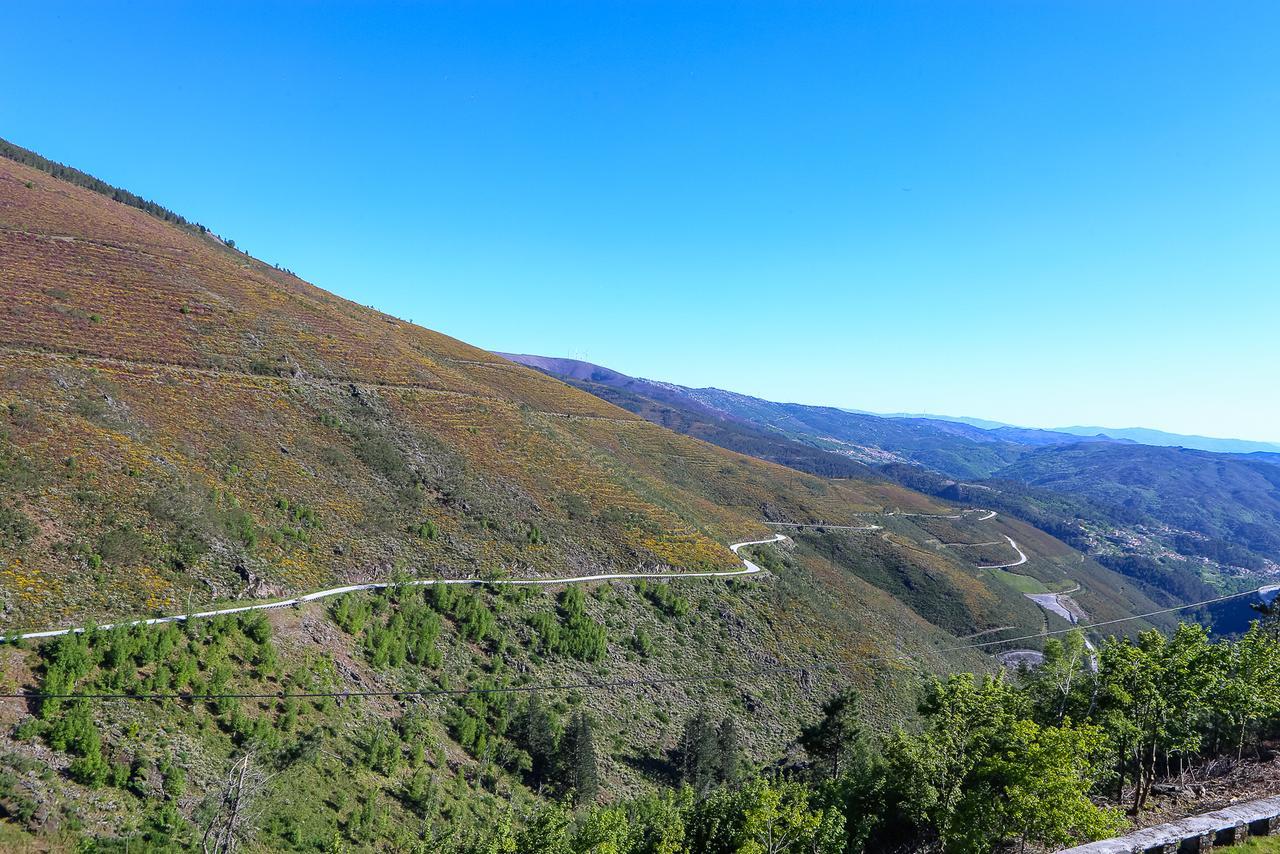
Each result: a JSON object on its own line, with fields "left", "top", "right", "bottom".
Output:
{"left": 620, "top": 751, "right": 679, "bottom": 786}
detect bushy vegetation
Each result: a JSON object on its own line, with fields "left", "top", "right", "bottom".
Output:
{"left": 634, "top": 578, "right": 691, "bottom": 618}
{"left": 388, "top": 618, "right": 1280, "bottom": 854}
{"left": 14, "top": 563, "right": 1280, "bottom": 854}
{"left": 528, "top": 587, "right": 608, "bottom": 662}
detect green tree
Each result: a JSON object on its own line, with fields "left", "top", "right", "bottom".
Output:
{"left": 800, "top": 689, "right": 867, "bottom": 780}
{"left": 997, "top": 719, "right": 1125, "bottom": 853}
{"left": 514, "top": 693, "right": 560, "bottom": 789}
{"left": 883, "top": 673, "right": 1119, "bottom": 853}
{"left": 688, "top": 776, "right": 844, "bottom": 854}
{"left": 1214, "top": 622, "right": 1280, "bottom": 761}
{"left": 1022, "top": 631, "right": 1096, "bottom": 725}
{"left": 69, "top": 746, "right": 111, "bottom": 788}
{"left": 516, "top": 802, "right": 572, "bottom": 853}
{"left": 676, "top": 710, "right": 722, "bottom": 797}
{"left": 558, "top": 712, "right": 600, "bottom": 806}
{"left": 716, "top": 717, "right": 743, "bottom": 788}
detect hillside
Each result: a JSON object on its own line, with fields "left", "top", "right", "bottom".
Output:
{"left": 0, "top": 143, "right": 1170, "bottom": 652}
{"left": 0, "top": 142, "right": 1177, "bottom": 849}
{"left": 501, "top": 355, "right": 1030, "bottom": 479}
{"left": 498, "top": 355, "right": 875, "bottom": 479}
{"left": 506, "top": 355, "right": 1280, "bottom": 604}
{"left": 1052, "top": 424, "right": 1280, "bottom": 455}
{"left": 993, "top": 443, "right": 1280, "bottom": 569}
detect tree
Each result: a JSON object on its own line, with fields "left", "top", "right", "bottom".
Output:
{"left": 1094, "top": 633, "right": 1163, "bottom": 811}
{"left": 69, "top": 747, "right": 111, "bottom": 788}
{"left": 402, "top": 769, "right": 440, "bottom": 820}
{"left": 573, "top": 806, "right": 634, "bottom": 854}
{"left": 882, "top": 673, "right": 1120, "bottom": 853}
{"left": 799, "top": 689, "right": 867, "bottom": 780}
{"left": 676, "top": 710, "right": 723, "bottom": 796}
{"left": 716, "top": 717, "right": 743, "bottom": 788}
{"left": 998, "top": 719, "right": 1124, "bottom": 853}
{"left": 1022, "top": 631, "right": 1096, "bottom": 725}
{"left": 1213, "top": 622, "right": 1280, "bottom": 761}
{"left": 516, "top": 802, "right": 571, "bottom": 853}
{"left": 1092, "top": 628, "right": 1219, "bottom": 812}
{"left": 513, "top": 693, "right": 560, "bottom": 789}
{"left": 557, "top": 712, "right": 599, "bottom": 806}
{"left": 688, "top": 776, "right": 844, "bottom": 854}
{"left": 200, "top": 753, "right": 270, "bottom": 854}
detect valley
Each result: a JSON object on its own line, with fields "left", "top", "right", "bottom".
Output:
{"left": 0, "top": 138, "right": 1277, "bottom": 853}
{"left": 505, "top": 355, "right": 1280, "bottom": 618}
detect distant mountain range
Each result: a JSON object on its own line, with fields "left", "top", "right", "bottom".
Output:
{"left": 503, "top": 353, "right": 1280, "bottom": 607}
{"left": 874, "top": 411, "right": 1280, "bottom": 456}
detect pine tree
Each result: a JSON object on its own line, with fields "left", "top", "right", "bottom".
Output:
{"left": 800, "top": 688, "right": 867, "bottom": 780}
{"left": 557, "top": 712, "right": 599, "bottom": 806}
{"left": 716, "top": 716, "right": 742, "bottom": 786}
{"left": 676, "top": 709, "right": 722, "bottom": 796}
{"left": 515, "top": 693, "right": 560, "bottom": 789}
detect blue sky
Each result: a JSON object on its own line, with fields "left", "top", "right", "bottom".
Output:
{"left": 4, "top": 1, "right": 1278, "bottom": 440}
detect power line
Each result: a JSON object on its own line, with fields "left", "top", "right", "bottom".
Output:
{"left": 941, "top": 587, "right": 1263, "bottom": 652}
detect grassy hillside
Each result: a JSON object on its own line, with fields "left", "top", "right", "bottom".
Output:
{"left": 535, "top": 373, "right": 874, "bottom": 480}
{"left": 0, "top": 151, "right": 960, "bottom": 632}
{"left": 502, "top": 355, "right": 1028, "bottom": 479}
{"left": 0, "top": 142, "right": 1172, "bottom": 849}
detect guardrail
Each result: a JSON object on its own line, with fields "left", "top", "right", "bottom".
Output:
{"left": 1059, "top": 796, "right": 1280, "bottom": 853}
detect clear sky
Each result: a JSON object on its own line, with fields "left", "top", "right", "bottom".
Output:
{"left": 4, "top": 2, "right": 1278, "bottom": 441}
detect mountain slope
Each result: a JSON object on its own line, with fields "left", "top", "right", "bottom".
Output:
{"left": 0, "top": 151, "right": 951, "bottom": 633}
{"left": 0, "top": 144, "right": 1168, "bottom": 649}
{"left": 500, "top": 355, "right": 1030, "bottom": 479}
{"left": 1053, "top": 425, "right": 1280, "bottom": 455}
{"left": 498, "top": 355, "right": 874, "bottom": 479}
{"left": 994, "top": 443, "right": 1280, "bottom": 565}
{"left": 505, "top": 353, "right": 1280, "bottom": 603}
{"left": 877, "top": 409, "right": 1278, "bottom": 455}
{"left": 0, "top": 141, "right": 1180, "bottom": 850}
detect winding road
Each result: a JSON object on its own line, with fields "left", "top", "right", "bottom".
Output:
{"left": 2, "top": 535, "right": 789, "bottom": 642}
{"left": 977, "top": 535, "right": 1029, "bottom": 570}
{"left": 770, "top": 508, "right": 1098, "bottom": 656}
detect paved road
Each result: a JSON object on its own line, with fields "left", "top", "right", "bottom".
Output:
{"left": 3, "top": 535, "right": 789, "bottom": 642}
{"left": 768, "top": 506, "right": 998, "bottom": 530}
{"left": 977, "top": 535, "right": 1028, "bottom": 569}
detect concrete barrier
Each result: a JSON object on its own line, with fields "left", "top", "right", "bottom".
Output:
{"left": 1058, "top": 796, "right": 1280, "bottom": 853}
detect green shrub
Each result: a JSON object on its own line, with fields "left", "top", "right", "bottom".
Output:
{"left": 632, "top": 626, "right": 653, "bottom": 657}
{"left": 69, "top": 747, "right": 110, "bottom": 788}
{"left": 0, "top": 502, "right": 35, "bottom": 546}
